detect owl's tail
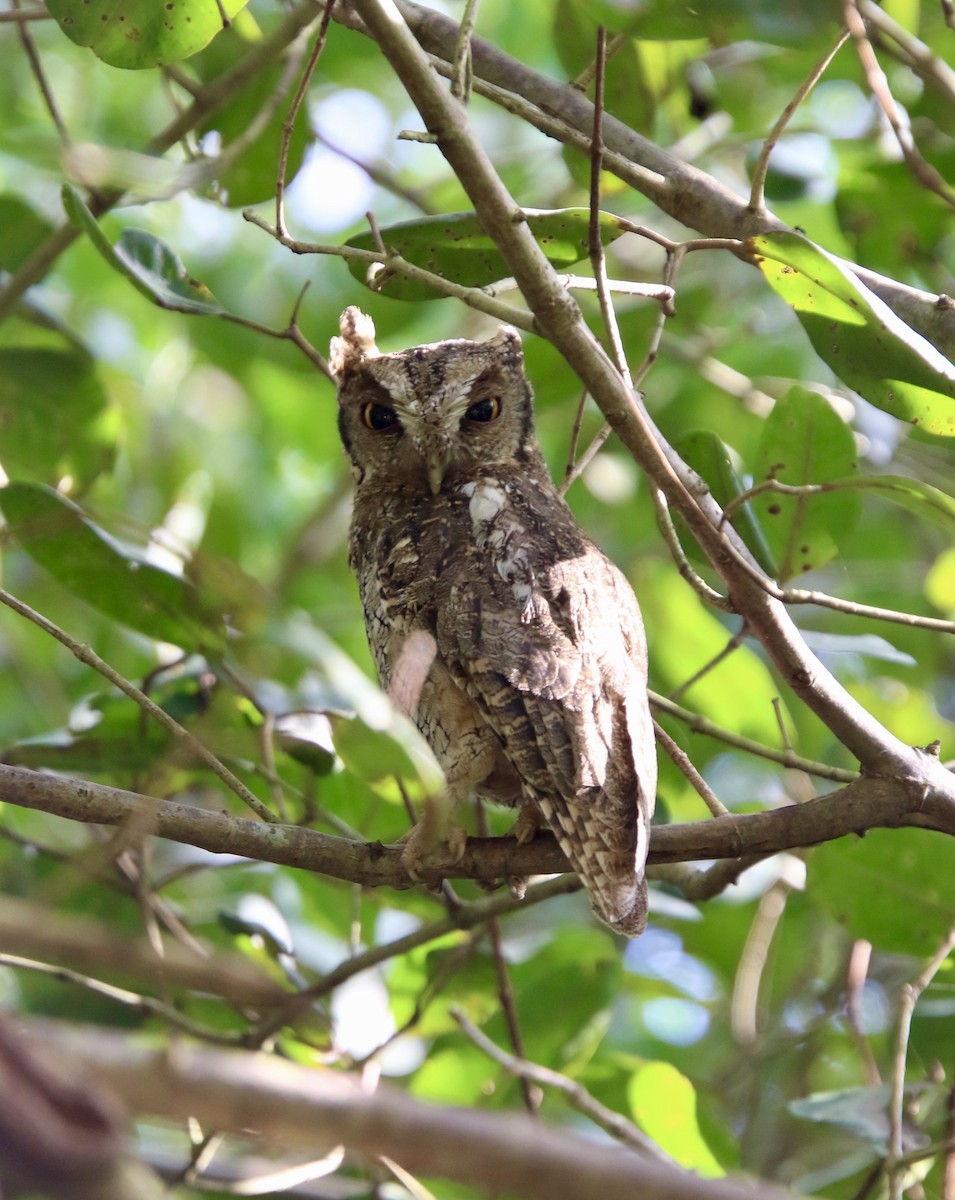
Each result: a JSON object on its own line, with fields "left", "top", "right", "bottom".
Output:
{"left": 593, "top": 874, "right": 649, "bottom": 938}
{"left": 540, "top": 795, "right": 651, "bottom": 939}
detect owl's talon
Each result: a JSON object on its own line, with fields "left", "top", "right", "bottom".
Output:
{"left": 398, "top": 819, "right": 468, "bottom": 882}
{"left": 509, "top": 802, "right": 542, "bottom": 846}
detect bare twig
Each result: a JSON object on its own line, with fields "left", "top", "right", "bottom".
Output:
{"left": 651, "top": 692, "right": 857, "bottom": 781}
{"left": 669, "top": 628, "right": 747, "bottom": 705}
{"left": 887, "top": 925, "right": 955, "bottom": 1200}
{"left": 14, "top": 0, "right": 70, "bottom": 144}
{"left": 0, "top": 587, "right": 277, "bottom": 823}
{"left": 588, "top": 26, "right": 631, "bottom": 389}
{"left": 653, "top": 721, "right": 729, "bottom": 818}
{"left": 731, "top": 878, "right": 795, "bottom": 1045}
{"left": 858, "top": 0, "right": 955, "bottom": 105}
{"left": 748, "top": 30, "right": 850, "bottom": 214}
{"left": 451, "top": 1007, "right": 674, "bottom": 1161}
{"left": 0, "top": 954, "right": 248, "bottom": 1044}
{"left": 244, "top": 208, "right": 535, "bottom": 330}
{"left": 474, "top": 801, "right": 539, "bottom": 1116}
{"left": 450, "top": 0, "right": 479, "bottom": 102}
{"left": 275, "top": 2, "right": 337, "bottom": 238}
{"left": 845, "top": 940, "right": 882, "bottom": 1087}
{"left": 845, "top": 0, "right": 955, "bottom": 212}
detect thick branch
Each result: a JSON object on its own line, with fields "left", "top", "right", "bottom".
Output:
{"left": 1, "top": 766, "right": 950, "bottom": 892}
{"left": 18, "top": 1017, "right": 803, "bottom": 1200}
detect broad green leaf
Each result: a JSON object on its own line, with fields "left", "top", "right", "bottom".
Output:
{"left": 278, "top": 616, "right": 445, "bottom": 797}
{"left": 750, "top": 232, "right": 955, "bottom": 436}
{"left": 0, "top": 196, "right": 55, "bottom": 272}
{"left": 345, "top": 209, "right": 627, "bottom": 301}
{"left": 63, "top": 187, "right": 222, "bottom": 315}
{"left": 0, "top": 482, "right": 225, "bottom": 651}
{"left": 0, "top": 347, "right": 117, "bottom": 491}
{"left": 628, "top": 1061, "right": 724, "bottom": 1176}
{"left": 810, "top": 828, "right": 954, "bottom": 956}
{"left": 195, "top": 30, "right": 309, "bottom": 208}
{"left": 847, "top": 473, "right": 955, "bottom": 533}
{"left": 47, "top": 0, "right": 248, "bottom": 70}
{"left": 639, "top": 561, "right": 789, "bottom": 746}
{"left": 752, "top": 386, "right": 861, "bottom": 581}
{"left": 674, "top": 429, "right": 775, "bottom": 575}
{"left": 926, "top": 546, "right": 955, "bottom": 614}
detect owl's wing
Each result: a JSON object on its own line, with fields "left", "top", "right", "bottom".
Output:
{"left": 438, "top": 547, "right": 657, "bottom": 936}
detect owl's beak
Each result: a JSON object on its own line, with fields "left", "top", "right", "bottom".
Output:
{"left": 426, "top": 457, "right": 447, "bottom": 495}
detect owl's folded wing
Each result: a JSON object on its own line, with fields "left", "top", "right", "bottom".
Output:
{"left": 437, "top": 548, "right": 656, "bottom": 935}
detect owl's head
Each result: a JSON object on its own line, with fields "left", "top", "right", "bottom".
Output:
{"left": 331, "top": 307, "right": 540, "bottom": 494}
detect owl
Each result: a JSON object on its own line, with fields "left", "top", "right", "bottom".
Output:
{"left": 331, "top": 307, "right": 657, "bottom": 936}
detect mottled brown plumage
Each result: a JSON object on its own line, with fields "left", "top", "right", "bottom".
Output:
{"left": 331, "top": 307, "right": 656, "bottom": 936}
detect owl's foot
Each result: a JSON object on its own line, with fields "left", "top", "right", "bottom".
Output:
{"left": 508, "top": 801, "right": 542, "bottom": 846}
{"left": 398, "top": 816, "right": 468, "bottom": 882}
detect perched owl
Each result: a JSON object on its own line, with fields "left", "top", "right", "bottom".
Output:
{"left": 331, "top": 307, "right": 657, "bottom": 936}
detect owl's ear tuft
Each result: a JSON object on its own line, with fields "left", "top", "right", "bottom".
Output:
{"left": 490, "top": 325, "right": 523, "bottom": 354}
{"left": 330, "top": 306, "right": 380, "bottom": 380}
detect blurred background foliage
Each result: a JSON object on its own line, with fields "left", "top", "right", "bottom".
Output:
{"left": 0, "top": 0, "right": 954, "bottom": 1196}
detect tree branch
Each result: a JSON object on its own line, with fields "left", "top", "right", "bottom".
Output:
{"left": 0, "top": 765, "right": 950, "bottom": 894}
{"left": 330, "top": 0, "right": 955, "bottom": 357}
{"left": 15, "top": 1016, "right": 806, "bottom": 1200}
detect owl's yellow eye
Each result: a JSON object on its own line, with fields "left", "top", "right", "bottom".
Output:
{"left": 465, "top": 396, "right": 502, "bottom": 423}
{"left": 362, "top": 402, "right": 399, "bottom": 431}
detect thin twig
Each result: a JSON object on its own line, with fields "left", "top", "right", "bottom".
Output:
{"left": 572, "top": 31, "right": 628, "bottom": 90}
{"left": 653, "top": 721, "right": 729, "bottom": 817}
{"left": 0, "top": 587, "right": 277, "bottom": 824}
{"left": 749, "top": 29, "right": 850, "bottom": 214}
{"left": 14, "top": 0, "right": 70, "bottom": 144}
{"left": 845, "top": 940, "right": 882, "bottom": 1087}
{"left": 475, "top": 801, "right": 539, "bottom": 1116}
{"left": 561, "top": 423, "right": 613, "bottom": 493}
{"left": 0, "top": 954, "right": 248, "bottom": 1044}
{"left": 561, "top": 386, "right": 591, "bottom": 492}
{"left": 845, "top": 0, "right": 955, "bottom": 212}
{"left": 450, "top": 0, "right": 479, "bottom": 102}
{"left": 451, "top": 1008, "right": 676, "bottom": 1163}
{"left": 859, "top": 0, "right": 955, "bottom": 105}
{"left": 253, "top": 876, "right": 584, "bottom": 1040}
{"left": 887, "top": 925, "right": 955, "bottom": 1200}
{"left": 731, "top": 879, "right": 795, "bottom": 1044}
{"left": 275, "top": 2, "right": 336, "bottom": 238}
{"left": 244, "top": 208, "right": 535, "bottom": 330}
{"left": 669, "top": 628, "right": 747, "bottom": 705}
{"left": 652, "top": 488, "right": 734, "bottom": 612}
{"left": 651, "top": 692, "right": 858, "bottom": 782}
{"left": 588, "top": 26, "right": 632, "bottom": 390}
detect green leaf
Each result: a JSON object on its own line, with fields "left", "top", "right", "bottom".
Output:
{"left": 750, "top": 232, "right": 955, "bottom": 436}
{"left": 674, "top": 429, "right": 775, "bottom": 575}
{"left": 63, "top": 187, "right": 222, "bottom": 315}
{"left": 752, "top": 386, "right": 861, "bottom": 581}
{"left": 0, "top": 482, "right": 225, "bottom": 651}
{"left": 847, "top": 474, "right": 955, "bottom": 534}
{"left": 810, "top": 828, "right": 955, "bottom": 956}
{"left": 195, "top": 30, "right": 310, "bottom": 208}
{"left": 628, "top": 1061, "right": 724, "bottom": 1176}
{"left": 47, "top": 0, "right": 248, "bottom": 70}
{"left": 0, "top": 196, "right": 55, "bottom": 272}
{"left": 344, "top": 209, "right": 627, "bottom": 301}
{"left": 0, "top": 347, "right": 117, "bottom": 491}
{"left": 639, "top": 561, "right": 789, "bottom": 746}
